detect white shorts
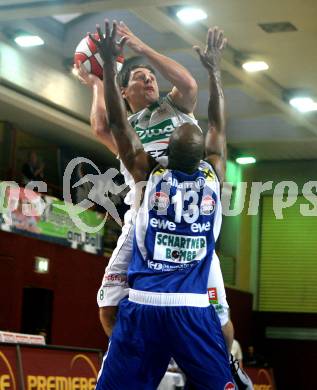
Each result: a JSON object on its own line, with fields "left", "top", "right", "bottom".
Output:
{"left": 97, "top": 210, "right": 133, "bottom": 307}
{"left": 97, "top": 212, "right": 230, "bottom": 326}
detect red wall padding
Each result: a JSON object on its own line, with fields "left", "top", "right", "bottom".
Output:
{"left": 0, "top": 230, "right": 256, "bottom": 354}
{"left": 253, "top": 311, "right": 317, "bottom": 390}
{"left": 0, "top": 230, "right": 108, "bottom": 349}
{"left": 226, "top": 287, "right": 254, "bottom": 351}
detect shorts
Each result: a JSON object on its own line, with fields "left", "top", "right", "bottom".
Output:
{"left": 95, "top": 296, "right": 234, "bottom": 390}
{"left": 97, "top": 214, "right": 230, "bottom": 326}
{"left": 97, "top": 211, "right": 134, "bottom": 307}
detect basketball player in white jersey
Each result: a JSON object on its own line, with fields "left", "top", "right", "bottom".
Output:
{"left": 77, "top": 20, "right": 233, "bottom": 353}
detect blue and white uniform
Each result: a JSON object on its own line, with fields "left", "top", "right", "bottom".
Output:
{"left": 96, "top": 162, "right": 234, "bottom": 390}
{"left": 97, "top": 96, "right": 229, "bottom": 326}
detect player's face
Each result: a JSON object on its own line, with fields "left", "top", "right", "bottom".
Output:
{"left": 122, "top": 68, "right": 160, "bottom": 110}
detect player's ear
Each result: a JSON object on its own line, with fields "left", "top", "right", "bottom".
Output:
{"left": 121, "top": 87, "right": 127, "bottom": 98}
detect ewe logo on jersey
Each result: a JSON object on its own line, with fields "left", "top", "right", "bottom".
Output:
{"left": 154, "top": 232, "right": 206, "bottom": 263}
{"left": 135, "top": 119, "right": 174, "bottom": 144}
{"left": 150, "top": 218, "right": 176, "bottom": 231}
{"left": 150, "top": 218, "right": 210, "bottom": 233}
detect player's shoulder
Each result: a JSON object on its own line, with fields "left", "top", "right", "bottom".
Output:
{"left": 199, "top": 161, "right": 218, "bottom": 183}
{"left": 151, "top": 165, "right": 167, "bottom": 177}
{"left": 165, "top": 94, "right": 197, "bottom": 119}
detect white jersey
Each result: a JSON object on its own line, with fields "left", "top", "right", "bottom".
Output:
{"left": 121, "top": 95, "right": 199, "bottom": 206}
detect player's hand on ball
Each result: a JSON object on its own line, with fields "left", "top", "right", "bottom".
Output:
{"left": 193, "top": 27, "right": 227, "bottom": 72}
{"left": 116, "top": 21, "right": 148, "bottom": 54}
{"left": 89, "top": 20, "right": 126, "bottom": 67}
{"left": 73, "top": 62, "right": 101, "bottom": 87}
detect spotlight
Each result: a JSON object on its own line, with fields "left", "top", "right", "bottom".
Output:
{"left": 289, "top": 97, "right": 317, "bottom": 113}
{"left": 14, "top": 34, "right": 44, "bottom": 47}
{"left": 176, "top": 7, "right": 207, "bottom": 24}
{"left": 242, "top": 61, "right": 269, "bottom": 73}
{"left": 236, "top": 157, "right": 256, "bottom": 165}
{"left": 34, "top": 257, "right": 49, "bottom": 273}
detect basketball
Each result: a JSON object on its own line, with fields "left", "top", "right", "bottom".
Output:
{"left": 74, "top": 33, "right": 124, "bottom": 79}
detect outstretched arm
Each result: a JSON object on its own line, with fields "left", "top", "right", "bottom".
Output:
{"left": 194, "top": 27, "right": 227, "bottom": 184}
{"left": 90, "top": 21, "right": 155, "bottom": 182}
{"left": 117, "top": 21, "right": 197, "bottom": 113}
{"left": 74, "top": 62, "right": 118, "bottom": 155}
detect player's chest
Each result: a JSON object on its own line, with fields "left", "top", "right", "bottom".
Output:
{"left": 130, "top": 105, "right": 180, "bottom": 145}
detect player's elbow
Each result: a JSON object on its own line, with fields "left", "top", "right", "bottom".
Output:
{"left": 174, "top": 77, "right": 198, "bottom": 113}
{"left": 93, "top": 124, "right": 109, "bottom": 139}
{"left": 184, "top": 76, "right": 198, "bottom": 96}
{"left": 91, "top": 114, "right": 108, "bottom": 135}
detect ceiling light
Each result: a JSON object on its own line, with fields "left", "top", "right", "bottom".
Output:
{"left": 53, "top": 13, "right": 82, "bottom": 24}
{"left": 14, "top": 35, "right": 44, "bottom": 47}
{"left": 176, "top": 7, "right": 207, "bottom": 24}
{"left": 242, "top": 61, "right": 269, "bottom": 73}
{"left": 289, "top": 97, "right": 317, "bottom": 113}
{"left": 34, "top": 257, "right": 49, "bottom": 273}
{"left": 236, "top": 157, "right": 256, "bottom": 165}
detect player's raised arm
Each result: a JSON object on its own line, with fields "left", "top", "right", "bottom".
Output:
{"left": 194, "top": 27, "right": 228, "bottom": 184}
{"left": 90, "top": 21, "right": 155, "bottom": 182}
{"left": 74, "top": 57, "right": 118, "bottom": 155}
{"left": 117, "top": 21, "right": 197, "bottom": 114}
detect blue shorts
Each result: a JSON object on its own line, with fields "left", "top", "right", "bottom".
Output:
{"left": 96, "top": 297, "right": 234, "bottom": 390}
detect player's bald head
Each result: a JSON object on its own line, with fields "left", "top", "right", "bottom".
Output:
{"left": 168, "top": 123, "right": 204, "bottom": 174}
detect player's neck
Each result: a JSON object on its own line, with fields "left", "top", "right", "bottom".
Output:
{"left": 168, "top": 160, "right": 200, "bottom": 175}
{"left": 129, "top": 98, "right": 158, "bottom": 114}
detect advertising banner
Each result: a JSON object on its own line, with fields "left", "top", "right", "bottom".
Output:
{"left": 0, "top": 331, "right": 45, "bottom": 345}
{"left": 244, "top": 367, "right": 276, "bottom": 390}
{"left": 0, "top": 345, "right": 18, "bottom": 390}
{"left": 21, "top": 347, "right": 100, "bottom": 390}
{"left": 0, "top": 183, "right": 104, "bottom": 255}
{"left": 0, "top": 344, "right": 101, "bottom": 390}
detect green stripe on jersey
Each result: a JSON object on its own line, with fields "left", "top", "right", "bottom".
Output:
{"left": 135, "top": 118, "right": 175, "bottom": 145}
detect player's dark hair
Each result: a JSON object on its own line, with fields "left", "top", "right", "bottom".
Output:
{"left": 168, "top": 124, "right": 204, "bottom": 174}
{"left": 117, "top": 63, "right": 156, "bottom": 113}
{"left": 118, "top": 64, "right": 156, "bottom": 88}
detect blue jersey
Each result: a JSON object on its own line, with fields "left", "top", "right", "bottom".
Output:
{"left": 128, "top": 160, "right": 222, "bottom": 294}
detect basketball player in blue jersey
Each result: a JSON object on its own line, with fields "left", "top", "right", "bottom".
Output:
{"left": 77, "top": 21, "right": 235, "bottom": 358}
{"left": 90, "top": 21, "right": 235, "bottom": 390}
